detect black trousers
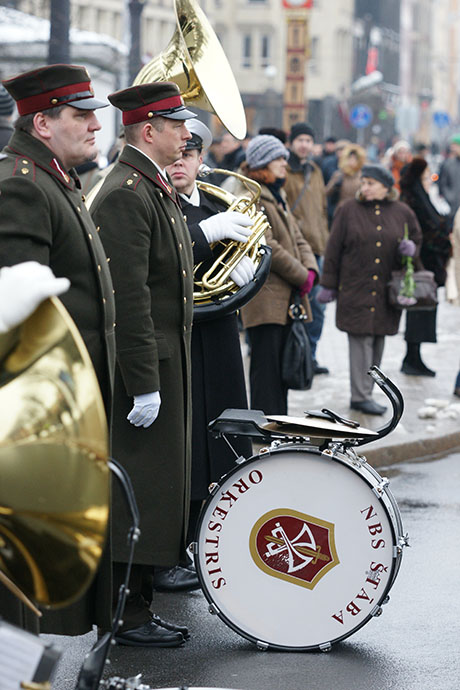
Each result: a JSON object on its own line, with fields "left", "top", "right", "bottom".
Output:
{"left": 404, "top": 306, "right": 437, "bottom": 344}
{"left": 112, "top": 562, "right": 153, "bottom": 631}
{"left": 247, "top": 323, "right": 291, "bottom": 415}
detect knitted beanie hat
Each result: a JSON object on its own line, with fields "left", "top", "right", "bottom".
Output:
{"left": 0, "top": 86, "right": 15, "bottom": 117}
{"left": 289, "top": 122, "right": 315, "bottom": 142}
{"left": 361, "top": 163, "right": 395, "bottom": 189}
{"left": 246, "top": 134, "right": 288, "bottom": 170}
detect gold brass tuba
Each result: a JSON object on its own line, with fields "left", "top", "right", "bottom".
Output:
{"left": 133, "top": 0, "right": 272, "bottom": 318}
{"left": 133, "top": 0, "right": 246, "bottom": 140}
{"left": 0, "top": 298, "right": 109, "bottom": 610}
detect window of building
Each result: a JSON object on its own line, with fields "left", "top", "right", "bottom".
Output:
{"left": 290, "top": 56, "right": 301, "bottom": 74}
{"left": 261, "top": 34, "right": 271, "bottom": 67}
{"left": 309, "top": 36, "right": 319, "bottom": 73}
{"left": 242, "top": 34, "right": 252, "bottom": 68}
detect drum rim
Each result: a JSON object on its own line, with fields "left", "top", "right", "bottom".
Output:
{"left": 193, "top": 443, "right": 405, "bottom": 651}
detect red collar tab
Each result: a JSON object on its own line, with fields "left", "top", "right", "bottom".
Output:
{"left": 156, "top": 172, "right": 174, "bottom": 196}
{"left": 50, "top": 158, "right": 71, "bottom": 185}
{"left": 122, "top": 95, "right": 185, "bottom": 125}
{"left": 16, "top": 81, "right": 94, "bottom": 116}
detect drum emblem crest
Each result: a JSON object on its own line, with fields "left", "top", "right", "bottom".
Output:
{"left": 249, "top": 508, "right": 339, "bottom": 589}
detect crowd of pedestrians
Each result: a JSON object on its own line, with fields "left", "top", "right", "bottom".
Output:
{"left": 200, "top": 124, "right": 459, "bottom": 415}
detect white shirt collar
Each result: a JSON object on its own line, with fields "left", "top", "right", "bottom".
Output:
{"left": 127, "top": 144, "right": 167, "bottom": 178}
{"left": 179, "top": 183, "right": 200, "bottom": 207}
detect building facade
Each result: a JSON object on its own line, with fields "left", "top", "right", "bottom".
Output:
{"left": 4, "top": 0, "right": 459, "bottom": 147}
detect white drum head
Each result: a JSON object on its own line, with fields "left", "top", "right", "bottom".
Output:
{"left": 195, "top": 446, "right": 402, "bottom": 650}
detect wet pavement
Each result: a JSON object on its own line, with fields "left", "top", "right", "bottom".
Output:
{"left": 242, "top": 289, "right": 460, "bottom": 467}
{"left": 40, "top": 291, "right": 460, "bottom": 689}
{"left": 44, "top": 451, "right": 460, "bottom": 690}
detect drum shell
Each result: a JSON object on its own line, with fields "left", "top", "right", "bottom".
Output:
{"left": 194, "top": 443, "right": 404, "bottom": 651}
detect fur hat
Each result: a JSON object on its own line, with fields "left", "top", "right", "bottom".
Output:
{"left": 361, "top": 163, "right": 395, "bottom": 189}
{"left": 399, "top": 157, "right": 428, "bottom": 189}
{"left": 246, "top": 134, "right": 288, "bottom": 170}
{"left": 339, "top": 143, "right": 366, "bottom": 175}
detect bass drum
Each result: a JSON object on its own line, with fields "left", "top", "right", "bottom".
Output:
{"left": 194, "top": 444, "right": 405, "bottom": 651}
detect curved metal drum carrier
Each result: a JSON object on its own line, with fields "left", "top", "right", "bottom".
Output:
{"left": 192, "top": 367, "right": 409, "bottom": 652}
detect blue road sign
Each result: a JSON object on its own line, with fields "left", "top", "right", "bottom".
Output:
{"left": 350, "top": 104, "right": 373, "bottom": 129}
{"left": 433, "top": 111, "right": 451, "bottom": 129}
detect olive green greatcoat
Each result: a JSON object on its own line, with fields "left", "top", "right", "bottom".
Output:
{"left": 90, "top": 144, "right": 193, "bottom": 567}
{"left": 0, "top": 128, "right": 116, "bottom": 635}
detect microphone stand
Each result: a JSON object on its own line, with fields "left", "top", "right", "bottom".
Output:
{"left": 75, "top": 458, "right": 140, "bottom": 690}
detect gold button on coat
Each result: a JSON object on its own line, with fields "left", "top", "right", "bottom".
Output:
{"left": 373, "top": 275, "right": 378, "bottom": 281}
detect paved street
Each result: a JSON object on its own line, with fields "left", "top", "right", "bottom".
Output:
{"left": 41, "top": 291, "right": 460, "bottom": 689}
{"left": 45, "top": 451, "right": 460, "bottom": 690}
{"left": 243, "top": 289, "right": 460, "bottom": 467}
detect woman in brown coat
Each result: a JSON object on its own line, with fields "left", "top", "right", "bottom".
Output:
{"left": 240, "top": 135, "right": 318, "bottom": 415}
{"left": 318, "top": 164, "right": 422, "bottom": 415}
{"left": 325, "top": 142, "right": 366, "bottom": 222}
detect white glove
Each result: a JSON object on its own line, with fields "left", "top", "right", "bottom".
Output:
{"left": 230, "top": 255, "right": 257, "bottom": 287}
{"left": 199, "top": 211, "right": 252, "bottom": 244}
{"left": 127, "top": 391, "right": 161, "bottom": 428}
{"left": 0, "top": 262, "right": 70, "bottom": 333}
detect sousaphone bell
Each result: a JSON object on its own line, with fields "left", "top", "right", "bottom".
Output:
{"left": 133, "top": 0, "right": 247, "bottom": 139}
{"left": 0, "top": 297, "right": 109, "bottom": 610}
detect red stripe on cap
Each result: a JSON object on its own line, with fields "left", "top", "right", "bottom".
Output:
{"left": 122, "top": 95, "right": 184, "bottom": 125}
{"left": 16, "top": 81, "right": 92, "bottom": 115}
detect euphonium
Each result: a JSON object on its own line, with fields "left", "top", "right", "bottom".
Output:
{"left": 193, "top": 166, "right": 272, "bottom": 322}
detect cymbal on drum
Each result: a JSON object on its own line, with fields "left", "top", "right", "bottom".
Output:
{"left": 263, "top": 414, "right": 379, "bottom": 440}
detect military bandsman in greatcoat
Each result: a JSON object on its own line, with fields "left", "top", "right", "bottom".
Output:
{"left": 0, "top": 63, "right": 115, "bottom": 636}
{"left": 90, "top": 82, "right": 198, "bottom": 648}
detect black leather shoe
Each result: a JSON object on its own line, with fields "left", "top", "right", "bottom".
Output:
{"left": 313, "top": 361, "right": 329, "bottom": 375}
{"left": 152, "top": 613, "right": 190, "bottom": 639}
{"left": 153, "top": 565, "right": 201, "bottom": 592}
{"left": 401, "top": 361, "right": 436, "bottom": 377}
{"left": 114, "top": 619, "right": 185, "bottom": 647}
{"left": 350, "top": 400, "right": 387, "bottom": 415}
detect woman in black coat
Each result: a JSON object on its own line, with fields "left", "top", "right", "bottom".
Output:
{"left": 399, "top": 158, "right": 451, "bottom": 376}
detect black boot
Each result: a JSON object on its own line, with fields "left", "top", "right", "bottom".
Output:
{"left": 401, "top": 343, "right": 435, "bottom": 377}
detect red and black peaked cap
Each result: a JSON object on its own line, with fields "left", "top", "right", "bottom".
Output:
{"left": 109, "top": 82, "right": 196, "bottom": 126}
{"left": 2, "top": 64, "right": 107, "bottom": 116}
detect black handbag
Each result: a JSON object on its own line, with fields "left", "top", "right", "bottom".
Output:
{"left": 281, "top": 291, "right": 314, "bottom": 390}
{"left": 387, "top": 269, "right": 438, "bottom": 310}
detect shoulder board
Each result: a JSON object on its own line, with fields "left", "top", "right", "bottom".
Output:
{"left": 120, "top": 171, "right": 142, "bottom": 189}
{"left": 12, "top": 156, "right": 36, "bottom": 181}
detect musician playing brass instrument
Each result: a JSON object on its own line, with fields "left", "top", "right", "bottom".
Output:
{"left": 166, "top": 119, "right": 254, "bottom": 550}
